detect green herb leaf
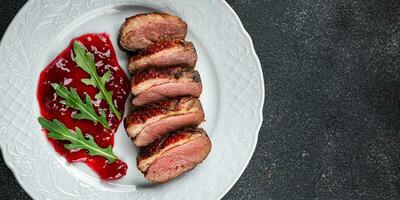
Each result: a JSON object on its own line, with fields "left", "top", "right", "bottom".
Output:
{"left": 38, "top": 117, "right": 117, "bottom": 163}
{"left": 52, "top": 83, "right": 109, "bottom": 129}
{"left": 73, "top": 41, "right": 121, "bottom": 119}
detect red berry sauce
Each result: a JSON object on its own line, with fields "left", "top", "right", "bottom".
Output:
{"left": 37, "top": 33, "right": 129, "bottom": 180}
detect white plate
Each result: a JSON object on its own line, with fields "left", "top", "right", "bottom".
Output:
{"left": 0, "top": 0, "right": 264, "bottom": 199}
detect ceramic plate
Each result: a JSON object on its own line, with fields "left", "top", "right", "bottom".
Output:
{"left": 0, "top": 0, "right": 264, "bottom": 199}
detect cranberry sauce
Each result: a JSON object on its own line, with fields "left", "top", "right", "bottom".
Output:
{"left": 37, "top": 33, "right": 129, "bottom": 180}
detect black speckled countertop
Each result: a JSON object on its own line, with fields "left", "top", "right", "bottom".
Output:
{"left": 2, "top": 0, "right": 400, "bottom": 199}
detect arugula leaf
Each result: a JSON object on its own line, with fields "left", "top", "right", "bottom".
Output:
{"left": 38, "top": 117, "right": 117, "bottom": 163}
{"left": 73, "top": 41, "right": 121, "bottom": 119}
{"left": 52, "top": 83, "right": 109, "bottom": 129}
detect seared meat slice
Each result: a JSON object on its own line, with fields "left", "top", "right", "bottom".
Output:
{"left": 131, "top": 66, "right": 202, "bottom": 106}
{"left": 119, "top": 13, "right": 187, "bottom": 51}
{"left": 137, "top": 128, "right": 211, "bottom": 183}
{"left": 124, "top": 97, "right": 204, "bottom": 147}
{"left": 128, "top": 40, "right": 197, "bottom": 73}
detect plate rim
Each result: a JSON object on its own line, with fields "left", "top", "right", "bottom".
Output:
{"left": 0, "top": 0, "right": 265, "bottom": 199}
{"left": 214, "top": 1, "right": 265, "bottom": 199}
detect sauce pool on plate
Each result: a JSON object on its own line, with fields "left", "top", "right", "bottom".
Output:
{"left": 37, "top": 33, "right": 129, "bottom": 180}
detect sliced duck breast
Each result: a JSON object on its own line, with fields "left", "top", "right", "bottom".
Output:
{"left": 131, "top": 66, "right": 202, "bottom": 106}
{"left": 137, "top": 128, "right": 211, "bottom": 183}
{"left": 128, "top": 40, "right": 197, "bottom": 73}
{"left": 119, "top": 13, "right": 187, "bottom": 51}
{"left": 124, "top": 97, "right": 204, "bottom": 146}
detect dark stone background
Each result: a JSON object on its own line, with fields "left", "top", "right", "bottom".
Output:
{"left": 1, "top": 0, "right": 400, "bottom": 199}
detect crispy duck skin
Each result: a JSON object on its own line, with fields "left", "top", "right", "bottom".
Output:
{"left": 124, "top": 97, "right": 204, "bottom": 146}
{"left": 137, "top": 128, "right": 211, "bottom": 183}
{"left": 119, "top": 13, "right": 187, "bottom": 51}
{"left": 128, "top": 40, "right": 197, "bottom": 73}
{"left": 131, "top": 66, "right": 202, "bottom": 106}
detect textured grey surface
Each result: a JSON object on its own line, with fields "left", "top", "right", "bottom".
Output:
{"left": 2, "top": 0, "right": 400, "bottom": 200}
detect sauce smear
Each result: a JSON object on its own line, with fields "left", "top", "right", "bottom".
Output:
{"left": 37, "top": 33, "right": 129, "bottom": 180}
